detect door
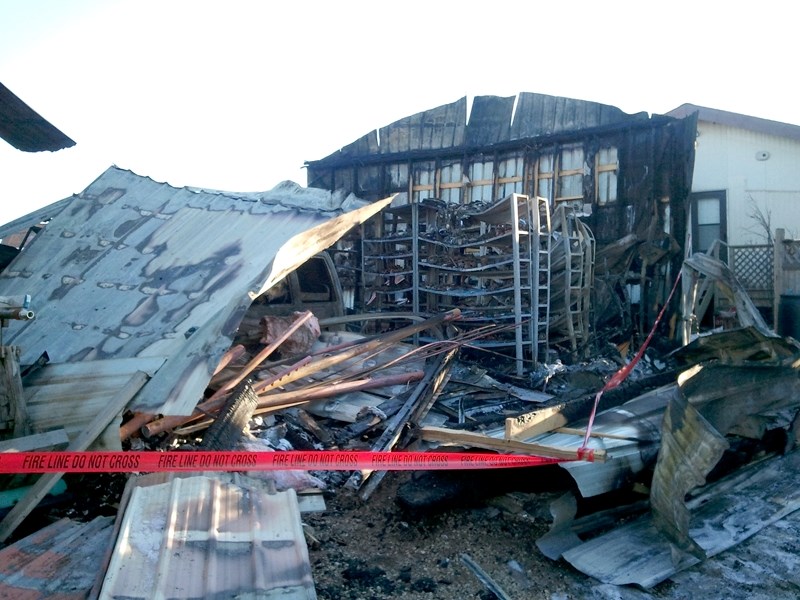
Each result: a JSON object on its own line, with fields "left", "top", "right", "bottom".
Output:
{"left": 691, "top": 190, "right": 727, "bottom": 257}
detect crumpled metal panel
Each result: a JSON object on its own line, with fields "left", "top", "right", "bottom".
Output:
{"left": 555, "top": 384, "right": 676, "bottom": 497}
{"left": 0, "top": 167, "right": 390, "bottom": 415}
{"left": 99, "top": 475, "right": 315, "bottom": 599}
{"left": 650, "top": 390, "right": 728, "bottom": 558}
{"left": 561, "top": 450, "right": 800, "bottom": 588}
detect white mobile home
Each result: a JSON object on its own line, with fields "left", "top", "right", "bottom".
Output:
{"left": 668, "top": 104, "right": 800, "bottom": 250}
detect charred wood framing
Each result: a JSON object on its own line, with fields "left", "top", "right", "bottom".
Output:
{"left": 307, "top": 93, "right": 697, "bottom": 338}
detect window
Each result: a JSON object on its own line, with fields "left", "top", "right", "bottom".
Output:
{"left": 595, "top": 146, "right": 618, "bottom": 205}
{"left": 556, "top": 145, "right": 584, "bottom": 202}
{"left": 691, "top": 192, "right": 727, "bottom": 254}
{"left": 439, "top": 160, "right": 463, "bottom": 204}
{"left": 498, "top": 154, "right": 524, "bottom": 198}
{"left": 411, "top": 161, "right": 435, "bottom": 203}
{"left": 386, "top": 163, "right": 409, "bottom": 191}
{"left": 535, "top": 153, "right": 555, "bottom": 203}
{"left": 468, "top": 160, "right": 494, "bottom": 203}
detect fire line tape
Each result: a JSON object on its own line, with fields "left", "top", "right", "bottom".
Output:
{"left": 0, "top": 451, "right": 574, "bottom": 474}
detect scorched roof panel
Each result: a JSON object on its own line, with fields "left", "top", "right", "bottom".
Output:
{"left": 0, "top": 167, "right": 390, "bottom": 415}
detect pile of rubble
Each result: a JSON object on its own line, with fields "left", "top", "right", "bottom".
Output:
{"left": 2, "top": 168, "right": 800, "bottom": 598}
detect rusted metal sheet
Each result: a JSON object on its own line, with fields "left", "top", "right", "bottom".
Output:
{"left": 0, "top": 516, "right": 113, "bottom": 598}
{"left": 0, "top": 167, "right": 391, "bottom": 415}
{"left": 99, "top": 475, "right": 316, "bottom": 599}
{"left": 0, "top": 82, "right": 76, "bottom": 152}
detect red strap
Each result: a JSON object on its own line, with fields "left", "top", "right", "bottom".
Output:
{"left": 579, "top": 271, "right": 682, "bottom": 452}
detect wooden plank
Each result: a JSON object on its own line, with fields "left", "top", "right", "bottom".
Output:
{"left": 352, "top": 347, "right": 459, "bottom": 499}
{"left": 505, "top": 403, "right": 571, "bottom": 440}
{"left": 0, "top": 371, "right": 148, "bottom": 543}
{"left": 1, "top": 346, "right": 29, "bottom": 436}
{"left": 0, "top": 428, "right": 69, "bottom": 453}
{"left": 420, "top": 426, "right": 606, "bottom": 462}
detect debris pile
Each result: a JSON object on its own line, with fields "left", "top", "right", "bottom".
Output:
{"left": 1, "top": 168, "right": 799, "bottom": 599}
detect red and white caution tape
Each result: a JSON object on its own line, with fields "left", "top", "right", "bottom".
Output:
{"left": 0, "top": 450, "right": 572, "bottom": 474}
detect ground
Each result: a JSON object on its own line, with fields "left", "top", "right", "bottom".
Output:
{"left": 304, "top": 468, "right": 668, "bottom": 600}
{"left": 15, "top": 455, "right": 800, "bottom": 600}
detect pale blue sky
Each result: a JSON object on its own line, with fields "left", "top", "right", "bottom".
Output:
{"left": 1, "top": 0, "right": 796, "bottom": 225}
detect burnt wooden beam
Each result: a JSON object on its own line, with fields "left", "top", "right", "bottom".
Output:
{"left": 348, "top": 347, "right": 459, "bottom": 499}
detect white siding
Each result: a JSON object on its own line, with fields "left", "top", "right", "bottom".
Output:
{"left": 692, "top": 121, "right": 800, "bottom": 245}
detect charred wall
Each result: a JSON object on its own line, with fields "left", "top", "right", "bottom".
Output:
{"left": 306, "top": 93, "right": 697, "bottom": 335}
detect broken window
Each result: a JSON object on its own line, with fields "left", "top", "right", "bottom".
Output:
{"left": 468, "top": 160, "right": 494, "bottom": 203}
{"left": 386, "top": 163, "right": 409, "bottom": 191}
{"left": 498, "top": 154, "right": 524, "bottom": 198}
{"left": 357, "top": 165, "right": 382, "bottom": 196}
{"left": 596, "top": 146, "right": 618, "bottom": 205}
{"left": 411, "top": 161, "right": 435, "bottom": 202}
{"left": 535, "top": 154, "right": 555, "bottom": 203}
{"left": 439, "top": 160, "right": 463, "bottom": 204}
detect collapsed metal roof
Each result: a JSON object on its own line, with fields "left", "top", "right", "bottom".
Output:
{"left": 0, "top": 82, "right": 76, "bottom": 152}
{"left": 0, "top": 167, "right": 391, "bottom": 415}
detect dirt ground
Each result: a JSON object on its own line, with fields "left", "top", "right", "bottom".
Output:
{"left": 303, "top": 467, "right": 664, "bottom": 600}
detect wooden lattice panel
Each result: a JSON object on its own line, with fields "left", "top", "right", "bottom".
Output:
{"left": 730, "top": 245, "right": 773, "bottom": 290}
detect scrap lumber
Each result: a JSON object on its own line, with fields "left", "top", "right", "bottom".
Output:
{"left": 0, "top": 345, "right": 29, "bottom": 437}
{"left": 504, "top": 370, "right": 676, "bottom": 441}
{"left": 0, "top": 428, "right": 69, "bottom": 453}
{"left": 0, "top": 370, "right": 148, "bottom": 543}
{"left": 348, "top": 347, "right": 459, "bottom": 499}
{"left": 142, "top": 309, "right": 460, "bottom": 437}
{"left": 172, "top": 371, "right": 425, "bottom": 436}
{"left": 120, "top": 311, "right": 314, "bottom": 441}
{"left": 460, "top": 553, "right": 513, "bottom": 600}
{"left": 419, "top": 426, "right": 606, "bottom": 462}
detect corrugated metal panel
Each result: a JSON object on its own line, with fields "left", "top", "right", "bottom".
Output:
{"left": 99, "top": 475, "right": 315, "bottom": 599}
{"left": 0, "top": 167, "right": 391, "bottom": 415}
{"left": 562, "top": 450, "right": 800, "bottom": 588}
{"left": 0, "top": 516, "right": 113, "bottom": 598}
{"left": 0, "top": 82, "right": 76, "bottom": 152}
{"left": 23, "top": 357, "right": 166, "bottom": 449}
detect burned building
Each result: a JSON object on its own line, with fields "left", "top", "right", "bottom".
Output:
{"left": 306, "top": 93, "right": 697, "bottom": 363}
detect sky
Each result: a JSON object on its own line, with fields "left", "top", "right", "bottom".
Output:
{"left": 0, "top": 0, "right": 797, "bottom": 226}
